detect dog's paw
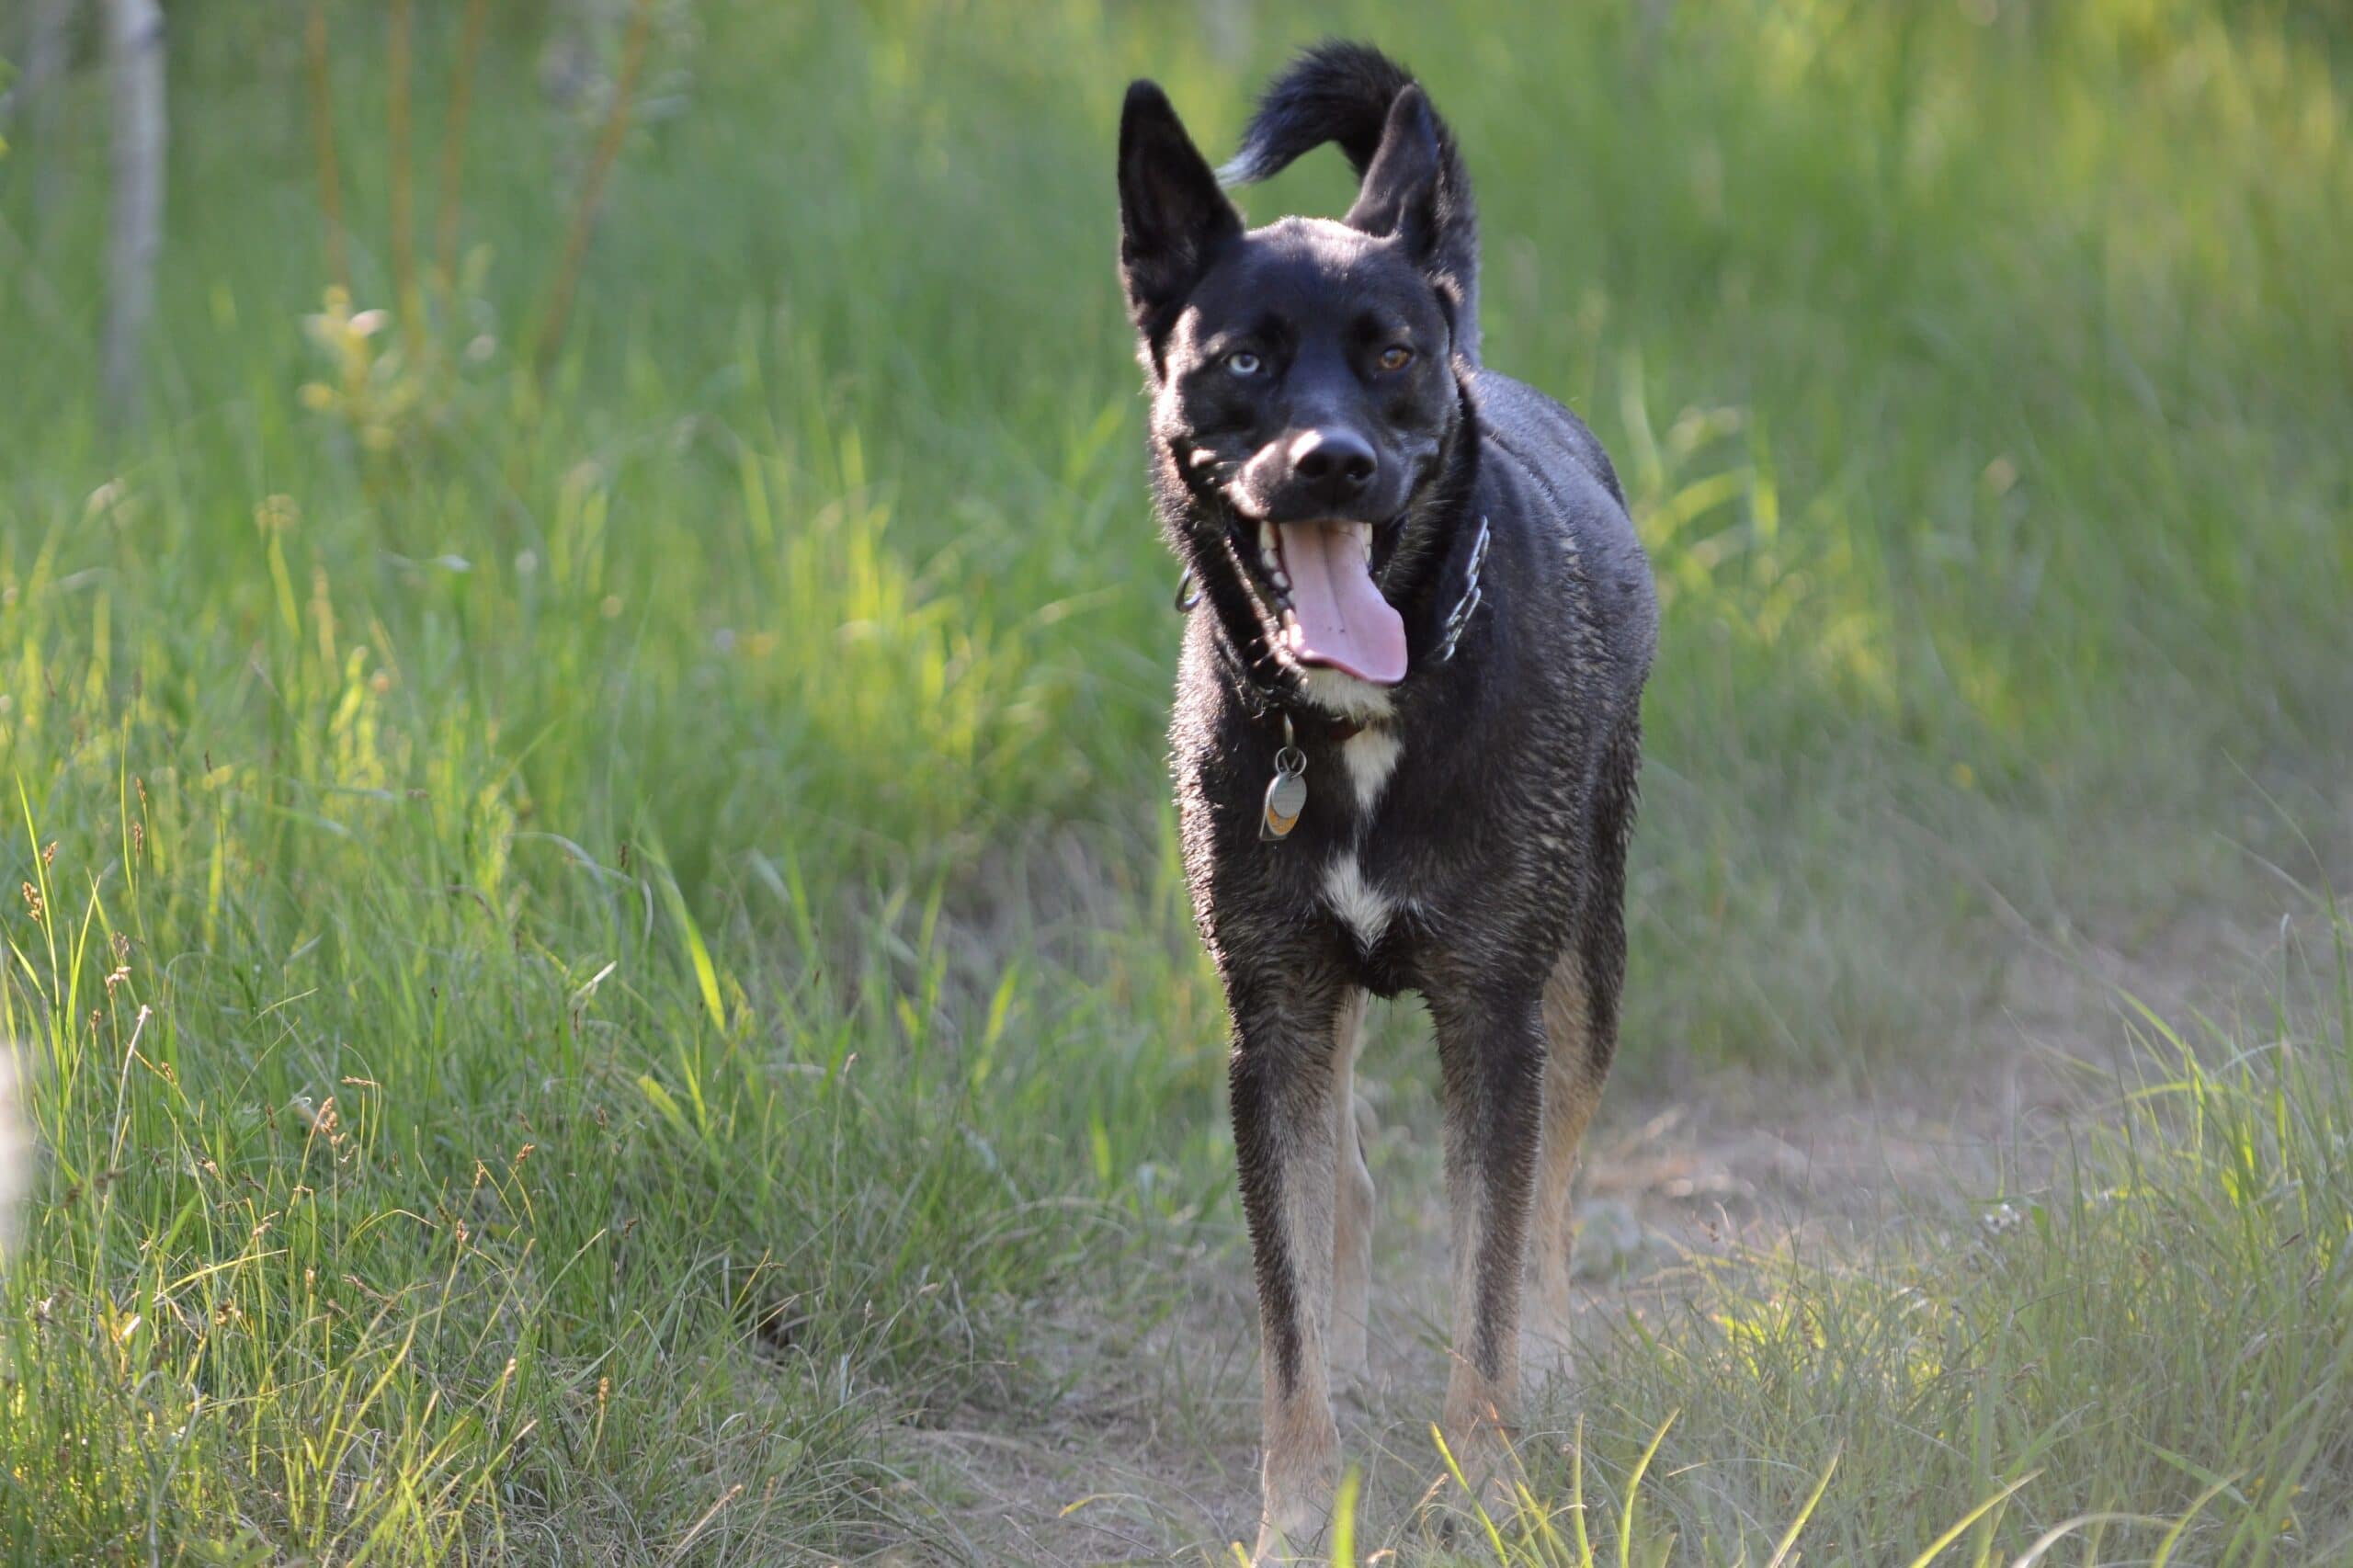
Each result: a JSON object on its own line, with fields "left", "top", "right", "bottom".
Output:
{"left": 1250, "top": 1507, "right": 1332, "bottom": 1566}
{"left": 1437, "top": 1386, "right": 1521, "bottom": 1542}
{"left": 1253, "top": 1416, "right": 1340, "bottom": 1565}
{"left": 1415, "top": 1471, "right": 1523, "bottom": 1559}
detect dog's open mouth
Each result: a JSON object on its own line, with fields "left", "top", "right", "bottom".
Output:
{"left": 1245, "top": 518, "right": 1409, "bottom": 686}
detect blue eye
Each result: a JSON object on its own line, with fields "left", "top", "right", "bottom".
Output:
{"left": 1225, "top": 350, "right": 1263, "bottom": 377}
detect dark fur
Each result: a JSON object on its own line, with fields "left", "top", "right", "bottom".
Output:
{"left": 1117, "top": 42, "right": 1657, "bottom": 1546}
{"left": 1218, "top": 42, "right": 1482, "bottom": 365}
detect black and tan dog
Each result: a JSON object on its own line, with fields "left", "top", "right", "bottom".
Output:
{"left": 1113, "top": 42, "right": 1657, "bottom": 1559}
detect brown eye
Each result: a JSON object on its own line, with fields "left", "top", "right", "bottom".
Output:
{"left": 1378, "top": 346, "right": 1414, "bottom": 372}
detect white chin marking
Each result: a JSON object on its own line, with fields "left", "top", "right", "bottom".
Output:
{"left": 1341, "top": 728, "right": 1403, "bottom": 812}
{"left": 1297, "top": 666, "right": 1395, "bottom": 722}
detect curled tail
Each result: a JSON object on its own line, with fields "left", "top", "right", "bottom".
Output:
{"left": 1219, "top": 41, "right": 1481, "bottom": 363}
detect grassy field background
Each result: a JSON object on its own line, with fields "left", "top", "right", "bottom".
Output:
{"left": 2, "top": 0, "right": 2349, "bottom": 1561}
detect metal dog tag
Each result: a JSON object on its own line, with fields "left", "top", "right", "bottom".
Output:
{"left": 1261, "top": 746, "right": 1308, "bottom": 841}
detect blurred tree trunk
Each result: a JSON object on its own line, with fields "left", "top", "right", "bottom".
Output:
{"left": 103, "top": 0, "right": 163, "bottom": 428}
{"left": 540, "top": 0, "right": 623, "bottom": 111}
{"left": 15, "top": 0, "right": 79, "bottom": 226}
{"left": 1201, "top": 0, "right": 1249, "bottom": 66}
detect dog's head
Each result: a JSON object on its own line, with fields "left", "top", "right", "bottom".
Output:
{"left": 1117, "top": 79, "right": 1471, "bottom": 688}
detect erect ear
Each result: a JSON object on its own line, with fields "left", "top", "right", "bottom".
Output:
{"left": 1343, "top": 85, "right": 1442, "bottom": 259}
{"left": 1118, "top": 80, "right": 1243, "bottom": 352}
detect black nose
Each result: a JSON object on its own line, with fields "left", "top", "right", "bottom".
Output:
{"left": 1287, "top": 427, "right": 1377, "bottom": 501}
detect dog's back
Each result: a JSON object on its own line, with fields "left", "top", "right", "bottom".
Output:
{"left": 1468, "top": 366, "right": 1656, "bottom": 715}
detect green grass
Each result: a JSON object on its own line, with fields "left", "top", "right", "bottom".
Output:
{"left": 1383, "top": 903, "right": 2353, "bottom": 1566}
{"left": 1, "top": 0, "right": 2348, "bottom": 1560}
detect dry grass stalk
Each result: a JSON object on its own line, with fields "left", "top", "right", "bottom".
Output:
{"left": 435, "top": 0, "right": 494, "bottom": 292}
{"left": 304, "top": 0, "right": 349, "bottom": 293}
{"left": 387, "top": 0, "right": 424, "bottom": 358}
{"left": 532, "top": 0, "right": 658, "bottom": 381}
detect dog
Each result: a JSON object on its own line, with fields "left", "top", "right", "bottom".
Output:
{"left": 1112, "top": 41, "right": 1658, "bottom": 1559}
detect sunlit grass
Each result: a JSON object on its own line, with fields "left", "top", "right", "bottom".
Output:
{"left": 1345, "top": 909, "right": 2353, "bottom": 1565}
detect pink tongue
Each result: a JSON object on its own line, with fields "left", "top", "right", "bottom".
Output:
{"left": 1279, "top": 521, "right": 1408, "bottom": 685}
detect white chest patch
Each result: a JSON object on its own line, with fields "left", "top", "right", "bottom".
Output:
{"left": 1322, "top": 854, "right": 1395, "bottom": 947}
{"left": 1340, "top": 727, "right": 1403, "bottom": 812}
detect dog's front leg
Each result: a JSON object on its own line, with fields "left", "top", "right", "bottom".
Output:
{"left": 1430, "top": 983, "right": 1548, "bottom": 1523}
{"left": 1329, "top": 987, "right": 1375, "bottom": 1387}
{"left": 1229, "top": 974, "right": 1353, "bottom": 1563}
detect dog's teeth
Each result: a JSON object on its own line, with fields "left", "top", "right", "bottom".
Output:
{"left": 1257, "top": 521, "right": 1277, "bottom": 559}
{"left": 1269, "top": 569, "right": 1291, "bottom": 592}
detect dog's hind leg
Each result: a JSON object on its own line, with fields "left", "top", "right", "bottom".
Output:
{"left": 1528, "top": 713, "right": 1643, "bottom": 1383}
{"left": 1329, "top": 988, "right": 1376, "bottom": 1387}
{"left": 1230, "top": 967, "right": 1355, "bottom": 1562}
{"left": 1526, "top": 953, "right": 1605, "bottom": 1381}
{"left": 1429, "top": 982, "right": 1549, "bottom": 1521}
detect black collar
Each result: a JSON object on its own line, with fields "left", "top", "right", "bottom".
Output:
{"left": 1176, "top": 506, "right": 1490, "bottom": 744}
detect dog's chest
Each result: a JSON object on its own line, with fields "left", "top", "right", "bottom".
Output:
{"left": 1318, "top": 850, "right": 1396, "bottom": 947}
{"left": 1336, "top": 724, "right": 1403, "bottom": 814}
{"left": 1318, "top": 726, "right": 1408, "bottom": 947}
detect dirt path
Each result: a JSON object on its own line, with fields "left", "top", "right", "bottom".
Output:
{"left": 909, "top": 901, "right": 2297, "bottom": 1565}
